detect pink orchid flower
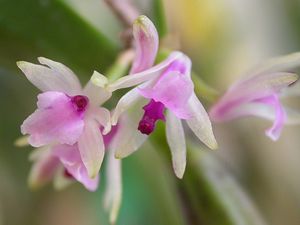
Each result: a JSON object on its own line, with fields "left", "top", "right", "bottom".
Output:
{"left": 28, "top": 144, "right": 99, "bottom": 192}
{"left": 17, "top": 58, "right": 111, "bottom": 178}
{"left": 93, "top": 15, "right": 217, "bottom": 178}
{"left": 26, "top": 120, "right": 121, "bottom": 196}
{"left": 209, "top": 53, "right": 300, "bottom": 141}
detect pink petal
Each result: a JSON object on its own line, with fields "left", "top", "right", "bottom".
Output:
{"left": 53, "top": 144, "right": 99, "bottom": 191}
{"left": 21, "top": 91, "right": 85, "bottom": 147}
{"left": 130, "top": 15, "right": 159, "bottom": 73}
{"left": 256, "top": 95, "right": 286, "bottom": 141}
{"left": 138, "top": 56, "right": 194, "bottom": 119}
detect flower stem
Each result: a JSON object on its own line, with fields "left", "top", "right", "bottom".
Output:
{"left": 105, "top": 49, "right": 134, "bottom": 82}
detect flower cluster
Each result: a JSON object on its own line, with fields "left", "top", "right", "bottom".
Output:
{"left": 17, "top": 14, "right": 300, "bottom": 223}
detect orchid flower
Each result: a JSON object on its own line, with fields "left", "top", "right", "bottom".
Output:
{"left": 17, "top": 58, "right": 111, "bottom": 178}
{"left": 209, "top": 53, "right": 300, "bottom": 141}
{"left": 92, "top": 15, "right": 217, "bottom": 179}
{"left": 28, "top": 144, "right": 99, "bottom": 191}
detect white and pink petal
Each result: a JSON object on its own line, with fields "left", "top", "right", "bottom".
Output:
{"left": 130, "top": 15, "right": 159, "bottom": 74}
{"left": 17, "top": 59, "right": 81, "bottom": 94}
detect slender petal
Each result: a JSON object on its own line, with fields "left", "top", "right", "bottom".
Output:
{"left": 53, "top": 144, "right": 99, "bottom": 191}
{"left": 249, "top": 52, "right": 300, "bottom": 75}
{"left": 186, "top": 93, "right": 218, "bottom": 149}
{"left": 106, "top": 51, "right": 184, "bottom": 91}
{"left": 130, "top": 15, "right": 159, "bottom": 73}
{"left": 111, "top": 87, "right": 144, "bottom": 126}
{"left": 166, "top": 111, "right": 186, "bottom": 179}
{"left": 21, "top": 92, "right": 85, "bottom": 147}
{"left": 78, "top": 119, "right": 105, "bottom": 178}
{"left": 28, "top": 148, "right": 60, "bottom": 190}
{"left": 104, "top": 148, "right": 122, "bottom": 224}
{"left": 38, "top": 57, "right": 82, "bottom": 94}
{"left": 17, "top": 60, "right": 81, "bottom": 95}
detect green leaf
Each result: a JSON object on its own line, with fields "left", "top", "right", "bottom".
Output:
{"left": 149, "top": 122, "right": 266, "bottom": 225}
{"left": 0, "top": 0, "right": 119, "bottom": 74}
{"left": 182, "top": 148, "right": 267, "bottom": 225}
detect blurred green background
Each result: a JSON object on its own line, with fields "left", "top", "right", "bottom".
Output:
{"left": 1, "top": 0, "right": 300, "bottom": 224}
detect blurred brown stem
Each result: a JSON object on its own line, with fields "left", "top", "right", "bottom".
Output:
{"left": 104, "top": 0, "right": 139, "bottom": 27}
{"left": 104, "top": 0, "right": 140, "bottom": 47}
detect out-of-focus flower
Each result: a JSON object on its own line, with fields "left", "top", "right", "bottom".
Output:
{"left": 17, "top": 58, "right": 111, "bottom": 178}
{"left": 209, "top": 53, "right": 300, "bottom": 141}
{"left": 28, "top": 144, "right": 99, "bottom": 191}
{"left": 93, "top": 15, "right": 217, "bottom": 179}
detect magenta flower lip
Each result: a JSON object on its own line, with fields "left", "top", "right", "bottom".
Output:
{"left": 138, "top": 99, "right": 165, "bottom": 135}
{"left": 71, "top": 95, "right": 89, "bottom": 112}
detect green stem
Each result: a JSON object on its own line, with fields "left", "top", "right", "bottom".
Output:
{"left": 192, "top": 73, "right": 219, "bottom": 103}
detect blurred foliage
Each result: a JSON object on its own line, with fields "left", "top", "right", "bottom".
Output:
{"left": 152, "top": 0, "right": 167, "bottom": 37}
{"left": 0, "top": 0, "right": 118, "bottom": 75}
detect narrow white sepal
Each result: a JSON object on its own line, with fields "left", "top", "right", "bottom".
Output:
{"left": 166, "top": 111, "right": 187, "bottom": 179}
{"left": 103, "top": 149, "right": 122, "bottom": 225}
{"left": 78, "top": 119, "right": 105, "bottom": 178}
{"left": 186, "top": 94, "right": 218, "bottom": 150}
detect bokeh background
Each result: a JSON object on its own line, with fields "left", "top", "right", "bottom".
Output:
{"left": 1, "top": 0, "right": 300, "bottom": 224}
